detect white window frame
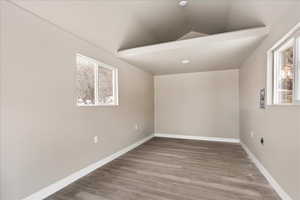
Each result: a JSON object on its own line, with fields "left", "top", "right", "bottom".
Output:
{"left": 267, "top": 23, "right": 300, "bottom": 106}
{"left": 76, "top": 54, "right": 119, "bottom": 107}
{"left": 295, "top": 32, "right": 300, "bottom": 103}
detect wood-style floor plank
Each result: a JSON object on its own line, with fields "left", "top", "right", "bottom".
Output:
{"left": 46, "top": 137, "right": 281, "bottom": 200}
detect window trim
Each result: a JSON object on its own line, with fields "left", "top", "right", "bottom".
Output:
{"left": 267, "top": 23, "right": 300, "bottom": 106}
{"left": 76, "top": 54, "right": 119, "bottom": 107}
{"left": 294, "top": 32, "right": 300, "bottom": 104}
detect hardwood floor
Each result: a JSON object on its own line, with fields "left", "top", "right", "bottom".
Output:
{"left": 46, "top": 137, "right": 280, "bottom": 200}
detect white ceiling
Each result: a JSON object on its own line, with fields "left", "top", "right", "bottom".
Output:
{"left": 10, "top": 0, "right": 296, "bottom": 74}
{"left": 11, "top": 0, "right": 232, "bottom": 52}
{"left": 118, "top": 27, "right": 268, "bottom": 74}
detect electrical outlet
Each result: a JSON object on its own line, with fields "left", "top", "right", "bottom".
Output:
{"left": 260, "top": 137, "right": 264, "bottom": 145}
{"left": 250, "top": 131, "right": 254, "bottom": 138}
{"left": 134, "top": 124, "right": 139, "bottom": 130}
{"left": 93, "top": 136, "right": 98, "bottom": 144}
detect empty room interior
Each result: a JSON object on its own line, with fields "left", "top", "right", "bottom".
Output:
{"left": 1, "top": 0, "right": 300, "bottom": 200}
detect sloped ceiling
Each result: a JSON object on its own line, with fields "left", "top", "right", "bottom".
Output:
{"left": 10, "top": 0, "right": 276, "bottom": 74}
{"left": 118, "top": 27, "right": 268, "bottom": 74}
{"left": 11, "top": 0, "right": 231, "bottom": 53}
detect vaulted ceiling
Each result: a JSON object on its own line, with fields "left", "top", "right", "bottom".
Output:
{"left": 12, "top": 0, "right": 235, "bottom": 52}
{"left": 118, "top": 27, "right": 268, "bottom": 74}
{"left": 11, "top": 0, "right": 298, "bottom": 74}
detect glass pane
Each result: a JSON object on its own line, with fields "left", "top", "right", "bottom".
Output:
{"left": 276, "top": 45, "right": 294, "bottom": 104}
{"left": 98, "top": 66, "right": 114, "bottom": 104}
{"left": 76, "top": 56, "right": 96, "bottom": 105}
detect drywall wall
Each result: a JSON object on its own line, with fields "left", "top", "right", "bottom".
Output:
{"left": 228, "top": 1, "right": 300, "bottom": 199}
{"left": 0, "top": 1, "right": 3, "bottom": 199}
{"left": 0, "top": 1, "right": 154, "bottom": 200}
{"left": 154, "top": 69, "right": 239, "bottom": 139}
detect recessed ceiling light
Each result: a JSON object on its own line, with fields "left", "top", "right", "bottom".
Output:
{"left": 181, "top": 59, "right": 190, "bottom": 64}
{"left": 179, "top": 0, "right": 188, "bottom": 7}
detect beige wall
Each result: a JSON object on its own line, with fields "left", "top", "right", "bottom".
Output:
{"left": 228, "top": 1, "right": 300, "bottom": 199}
{"left": 154, "top": 70, "right": 239, "bottom": 139}
{"left": 0, "top": 2, "right": 3, "bottom": 199}
{"left": 0, "top": 2, "right": 154, "bottom": 200}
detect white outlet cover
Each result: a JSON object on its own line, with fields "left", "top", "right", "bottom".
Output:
{"left": 134, "top": 124, "right": 139, "bottom": 130}
{"left": 250, "top": 131, "right": 254, "bottom": 137}
{"left": 94, "top": 136, "right": 98, "bottom": 143}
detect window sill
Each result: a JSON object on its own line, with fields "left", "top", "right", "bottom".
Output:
{"left": 267, "top": 103, "right": 300, "bottom": 107}
{"left": 77, "top": 104, "right": 119, "bottom": 107}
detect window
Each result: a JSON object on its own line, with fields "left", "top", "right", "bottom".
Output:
{"left": 76, "top": 54, "right": 118, "bottom": 106}
{"left": 267, "top": 25, "right": 300, "bottom": 105}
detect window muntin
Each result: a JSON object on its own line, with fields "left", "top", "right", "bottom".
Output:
{"left": 268, "top": 29, "right": 300, "bottom": 105}
{"left": 76, "top": 54, "right": 118, "bottom": 106}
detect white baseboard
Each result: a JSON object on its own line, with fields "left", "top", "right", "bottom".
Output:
{"left": 154, "top": 133, "right": 240, "bottom": 143}
{"left": 23, "top": 134, "right": 154, "bottom": 200}
{"left": 240, "top": 142, "right": 293, "bottom": 200}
